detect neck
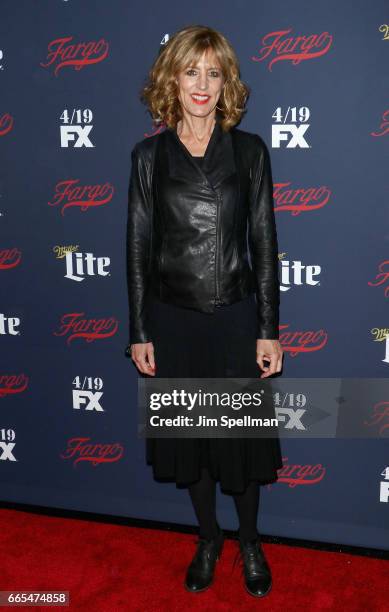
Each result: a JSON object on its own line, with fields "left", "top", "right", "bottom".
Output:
{"left": 176, "top": 114, "right": 217, "bottom": 143}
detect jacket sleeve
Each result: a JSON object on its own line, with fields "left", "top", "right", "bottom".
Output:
{"left": 126, "top": 143, "right": 153, "bottom": 345}
{"left": 248, "top": 136, "right": 280, "bottom": 340}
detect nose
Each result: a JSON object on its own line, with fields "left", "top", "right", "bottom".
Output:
{"left": 197, "top": 71, "right": 209, "bottom": 90}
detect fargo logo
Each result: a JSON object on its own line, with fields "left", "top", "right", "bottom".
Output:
{"left": 60, "top": 436, "right": 124, "bottom": 467}
{"left": 40, "top": 36, "right": 109, "bottom": 76}
{"left": 0, "top": 113, "right": 13, "bottom": 137}
{"left": 274, "top": 182, "right": 331, "bottom": 215}
{"left": 0, "top": 248, "right": 22, "bottom": 269}
{"left": 371, "top": 109, "right": 389, "bottom": 138}
{"left": 48, "top": 179, "right": 114, "bottom": 216}
{"left": 368, "top": 260, "right": 389, "bottom": 297}
{"left": 0, "top": 314, "right": 20, "bottom": 336}
{"left": 53, "top": 313, "right": 119, "bottom": 346}
{"left": 271, "top": 457, "right": 326, "bottom": 488}
{"left": 72, "top": 375, "right": 105, "bottom": 412}
{"left": 53, "top": 246, "right": 111, "bottom": 282}
{"left": 279, "top": 256, "right": 321, "bottom": 292}
{"left": 0, "top": 374, "right": 29, "bottom": 398}
{"left": 363, "top": 401, "right": 389, "bottom": 436}
{"left": 279, "top": 325, "right": 328, "bottom": 357}
{"left": 252, "top": 28, "right": 332, "bottom": 71}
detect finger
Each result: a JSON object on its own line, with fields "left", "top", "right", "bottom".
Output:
{"left": 269, "top": 353, "right": 280, "bottom": 374}
{"left": 147, "top": 346, "right": 155, "bottom": 370}
{"left": 136, "top": 360, "right": 155, "bottom": 376}
{"left": 259, "top": 354, "right": 277, "bottom": 378}
{"left": 137, "top": 357, "right": 153, "bottom": 372}
{"left": 257, "top": 351, "right": 273, "bottom": 371}
{"left": 257, "top": 358, "right": 266, "bottom": 373}
{"left": 256, "top": 352, "right": 267, "bottom": 372}
{"left": 260, "top": 367, "right": 271, "bottom": 379}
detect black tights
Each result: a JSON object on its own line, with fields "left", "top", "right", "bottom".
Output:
{"left": 188, "top": 466, "right": 260, "bottom": 542}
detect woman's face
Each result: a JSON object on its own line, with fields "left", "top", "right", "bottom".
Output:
{"left": 176, "top": 48, "right": 224, "bottom": 119}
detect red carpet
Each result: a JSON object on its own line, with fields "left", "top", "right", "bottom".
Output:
{"left": 0, "top": 507, "right": 388, "bottom": 611}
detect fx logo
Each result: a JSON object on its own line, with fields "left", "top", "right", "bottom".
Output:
{"left": 275, "top": 407, "right": 306, "bottom": 429}
{"left": 61, "top": 125, "right": 94, "bottom": 148}
{"left": 380, "top": 467, "right": 389, "bottom": 503}
{"left": 73, "top": 391, "right": 104, "bottom": 411}
{"left": 272, "top": 124, "right": 310, "bottom": 148}
{"left": 0, "top": 442, "right": 17, "bottom": 461}
{"left": 380, "top": 481, "right": 389, "bottom": 503}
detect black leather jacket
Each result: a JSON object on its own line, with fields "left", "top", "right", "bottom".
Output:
{"left": 126, "top": 118, "right": 280, "bottom": 345}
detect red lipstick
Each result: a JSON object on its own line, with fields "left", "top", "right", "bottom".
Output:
{"left": 190, "top": 93, "right": 210, "bottom": 105}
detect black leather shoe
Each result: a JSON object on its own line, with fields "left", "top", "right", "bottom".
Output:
{"left": 233, "top": 537, "right": 272, "bottom": 597}
{"left": 184, "top": 526, "right": 224, "bottom": 593}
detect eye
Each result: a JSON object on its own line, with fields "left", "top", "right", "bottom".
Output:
{"left": 185, "top": 68, "right": 222, "bottom": 78}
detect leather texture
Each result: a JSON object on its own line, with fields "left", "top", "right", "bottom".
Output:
{"left": 184, "top": 527, "right": 224, "bottom": 592}
{"left": 234, "top": 537, "right": 272, "bottom": 597}
{"left": 126, "top": 117, "right": 280, "bottom": 344}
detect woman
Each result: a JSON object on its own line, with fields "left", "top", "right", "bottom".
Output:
{"left": 126, "top": 25, "right": 283, "bottom": 598}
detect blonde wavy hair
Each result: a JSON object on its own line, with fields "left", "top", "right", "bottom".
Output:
{"left": 140, "top": 25, "right": 250, "bottom": 132}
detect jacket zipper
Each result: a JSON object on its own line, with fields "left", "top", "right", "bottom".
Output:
{"left": 215, "top": 192, "right": 222, "bottom": 307}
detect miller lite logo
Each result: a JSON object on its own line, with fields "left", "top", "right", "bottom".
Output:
{"left": 53, "top": 246, "right": 111, "bottom": 282}
{"left": 0, "top": 313, "right": 20, "bottom": 336}
{"left": 279, "top": 256, "right": 321, "bottom": 292}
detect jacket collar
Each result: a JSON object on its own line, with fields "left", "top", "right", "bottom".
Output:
{"left": 164, "top": 116, "right": 236, "bottom": 191}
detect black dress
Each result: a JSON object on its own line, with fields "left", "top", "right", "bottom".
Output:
{"left": 145, "top": 155, "right": 283, "bottom": 494}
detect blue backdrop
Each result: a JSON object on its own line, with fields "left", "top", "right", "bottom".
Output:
{"left": 1, "top": 0, "right": 388, "bottom": 551}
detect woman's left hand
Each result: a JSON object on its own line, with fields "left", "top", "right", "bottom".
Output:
{"left": 256, "top": 339, "right": 283, "bottom": 378}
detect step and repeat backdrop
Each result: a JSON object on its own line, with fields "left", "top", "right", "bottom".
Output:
{"left": 1, "top": 1, "right": 388, "bottom": 550}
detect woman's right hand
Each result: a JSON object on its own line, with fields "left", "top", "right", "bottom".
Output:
{"left": 130, "top": 342, "right": 156, "bottom": 376}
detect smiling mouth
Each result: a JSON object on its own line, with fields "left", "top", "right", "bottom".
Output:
{"left": 191, "top": 94, "right": 210, "bottom": 105}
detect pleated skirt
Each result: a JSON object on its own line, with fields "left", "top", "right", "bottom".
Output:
{"left": 145, "top": 292, "right": 283, "bottom": 494}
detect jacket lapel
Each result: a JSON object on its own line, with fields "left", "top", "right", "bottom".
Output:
{"left": 164, "top": 118, "right": 237, "bottom": 191}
